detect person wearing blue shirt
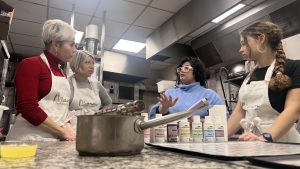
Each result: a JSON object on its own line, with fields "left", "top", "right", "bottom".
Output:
{"left": 149, "top": 57, "right": 225, "bottom": 119}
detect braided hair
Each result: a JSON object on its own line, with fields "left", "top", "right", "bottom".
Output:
{"left": 240, "top": 21, "right": 291, "bottom": 91}
{"left": 176, "top": 57, "right": 206, "bottom": 86}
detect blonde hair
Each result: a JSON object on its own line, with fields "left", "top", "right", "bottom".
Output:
{"left": 241, "top": 21, "right": 291, "bottom": 91}
{"left": 42, "top": 19, "right": 76, "bottom": 50}
{"left": 69, "top": 50, "right": 94, "bottom": 73}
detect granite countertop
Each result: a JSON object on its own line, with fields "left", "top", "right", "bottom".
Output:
{"left": 0, "top": 141, "right": 261, "bottom": 169}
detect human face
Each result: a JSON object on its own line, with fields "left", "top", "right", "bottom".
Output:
{"left": 178, "top": 62, "right": 196, "bottom": 84}
{"left": 79, "top": 56, "right": 95, "bottom": 78}
{"left": 239, "top": 35, "right": 263, "bottom": 61}
{"left": 56, "top": 40, "right": 76, "bottom": 63}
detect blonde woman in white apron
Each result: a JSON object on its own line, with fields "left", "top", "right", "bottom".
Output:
{"left": 7, "top": 19, "right": 77, "bottom": 141}
{"left": 227, "top": 21, "right": 300, "bottom": 143}
{"left": 68, "top": 50, "right": 112, "bottom": 129}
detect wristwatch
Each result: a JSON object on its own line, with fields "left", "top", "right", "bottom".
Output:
{"left": 262, "top": 132, "right": 273, "bottom": 142}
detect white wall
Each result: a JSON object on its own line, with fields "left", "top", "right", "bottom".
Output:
{"left": 282, "top": 34, "right": 300, "bottom": 60}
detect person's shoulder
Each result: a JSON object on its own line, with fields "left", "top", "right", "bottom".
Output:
{"left": 284, "top": 59, "right": 300, "bottom": 73}
{"left": 285, "top": 59, "right": 300, "bottom": 67}
{"left": 18, "top": 56, "right": 44, "bottom": 70}
{"left": 165, "top": 88, "right": 178, "bottom": 94}
{"left": 204, "top": 88, "right": 217, "bottom": 93}
{"left": 20, "top": 56, "right": 43, "bottom": 66}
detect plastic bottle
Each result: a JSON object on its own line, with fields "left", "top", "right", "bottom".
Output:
{"left": 179, "top": 118, "right": 190, "bottom": 143}
{"left": 154, "top": 114, "right": 165, "bottom": 143}
{"left": 214, "top": 116, "right": 225, "bottom": 142}
{"left": 191, "top": 115, "right": 203, "bottom": 142}
{"left": 141, "top": 113, "right": 150, "bottom": 143}
{"left": 204, "top": 116, "right": 215, "bottom": 142}
{"left": 167, "top": 121, "right": 178, "bottom": 142}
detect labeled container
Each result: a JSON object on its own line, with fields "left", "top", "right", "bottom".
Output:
{"left": 204, "top": 116, "right": 215, "bottom": 142}
{"left": 191, "top": 115, "right": 203, "bottom": 142}
{"left": 154, "top": 114, "right": 165, "bottom": 143}
{"left": 141, "top": 113, "right": 150, "bottom": 143}
{"left": 167, "top": 121, "right": 178, "bottom": 142}
{"left": 179, "top": 118, "right": 190, "bottom": 143}
{"left": 214, "top": 116, "right": 225, "bottom": 142}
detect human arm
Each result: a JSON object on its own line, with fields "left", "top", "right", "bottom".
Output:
{"left": 15, "top": 58, "right": 75, "bottom": 141}
{"left": 227, "top": 100, "right": 246, "bottom": 138}
{"left": 39, "top": 117, "right": 76, "bottom": 141}
{"left": 237, "top": 89, "right": 300, "bottom": 141}
{"left": 98, "top": 82, "right": 112, "bottom": 107}
{"left": 15, "top": 58, "right": 49, "bottom": 125}
{"left": 264, "top": 88, "right": 300, "bottom": 141}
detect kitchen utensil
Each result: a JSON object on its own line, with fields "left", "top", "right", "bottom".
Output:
{"left": 76, "top": 98, "right": 209, "bottom": 156}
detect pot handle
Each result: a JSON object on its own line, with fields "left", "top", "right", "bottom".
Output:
{"left": 135, "top": 98, "right": 210, "bottom": 132}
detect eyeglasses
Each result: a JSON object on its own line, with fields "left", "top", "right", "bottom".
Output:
{"left": 176, "top": 65, "right": 193, "bottom": 73}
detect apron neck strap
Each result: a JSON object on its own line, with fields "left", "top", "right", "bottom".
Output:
{"left": 264, "top": 60, "right": 276, "bottom": 82}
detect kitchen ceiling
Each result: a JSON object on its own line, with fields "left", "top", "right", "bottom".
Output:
{"left": 3, "top": 0, "right": 190, "bottom": 65}
{"left": 3, "top": 0, "right": 282, "bottom": 71}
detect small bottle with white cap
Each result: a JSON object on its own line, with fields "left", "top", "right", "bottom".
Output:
{"left": 191, "top": 115, "right": 203, "bottom": 142}
{"left": 179, "top": 118, "right": 190, "bottom": 143}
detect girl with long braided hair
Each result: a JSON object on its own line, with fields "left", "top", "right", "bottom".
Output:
{"left": 227, "top": 21, "right": 300, "bottom": 143}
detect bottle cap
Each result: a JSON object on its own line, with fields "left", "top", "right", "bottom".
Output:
{"left": 155, "top": 114, "right": 162, "bottom": 118}
{"left": 205, "top": 116, "right": 212, "bottom": 123}
{"left": 180, "top": 118, "right": 188, "bottom": 123}
{"left": 141, "top": 113, "right": 149, "bottom": 121}
{"left": 193, "top": 115, "right": 200, "bottom": 122}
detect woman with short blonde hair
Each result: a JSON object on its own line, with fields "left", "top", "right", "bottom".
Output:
{"left": 7, "top": 19, "right": 77, "bottom": 141}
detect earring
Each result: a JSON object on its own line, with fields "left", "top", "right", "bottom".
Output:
{"left": 256, "top": 45, "right": 266, "bottom": 53}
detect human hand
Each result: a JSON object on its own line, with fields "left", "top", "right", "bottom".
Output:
{"left": 59, "top": 127, "right": 76, "bottom": 141}
{"left": 238, "top": 132, "right": 265, "bottom": 141}
{"left": 157, "top": 93, "right": 178, "bottom": 114}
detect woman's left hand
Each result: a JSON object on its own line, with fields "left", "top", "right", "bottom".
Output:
{"left": 238, "top": 132, "right": 265, "bottom": 141}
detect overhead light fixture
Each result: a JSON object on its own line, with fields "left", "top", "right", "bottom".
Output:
{"left": 113, "top": 39, "right": 145, "bottom": 53}
{"left": 212, "top": 3, "right": 245, "bottom": 23}
{"left": 75, "top": 31, "right": 84, "bottom": 43}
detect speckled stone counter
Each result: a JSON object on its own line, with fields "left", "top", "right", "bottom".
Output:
{"left": 0, "top": 141, "right": 262, "bottom": 169}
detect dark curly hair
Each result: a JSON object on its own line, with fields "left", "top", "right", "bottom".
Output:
{"left": 176, "top": 57, "right": 206, "bottom": 86}
{"left": 241, "top": 21, "right": 291, "bottom": 91}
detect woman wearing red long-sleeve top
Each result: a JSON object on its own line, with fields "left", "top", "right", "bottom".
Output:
{"left": 6, "top": 19, "right": 77, "bottom": 141}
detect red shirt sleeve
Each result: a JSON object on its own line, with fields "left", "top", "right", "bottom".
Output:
{"left": 15, "top": 51, "right": 65, "bottom": 126}
{"left": 15, "top": 57, "right": 49, "bottom": 126}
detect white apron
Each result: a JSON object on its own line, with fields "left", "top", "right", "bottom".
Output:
{"left": 7, "top": 53, "right": 70, "bottom": 141}
{"left": 239, "top": 60, "right": 300, "bottom": 143}
{"left": 69, "top": 76, "right": 101, "bottom": 128}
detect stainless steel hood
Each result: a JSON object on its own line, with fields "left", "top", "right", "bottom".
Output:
{"left": 102, "top": 51, "right": 151, "bottom": 83}
{"left": 146, "top": 0, "right": 242, "bottom": 59}
{"left": 191, "top": 0, "right": 297, "bottom": 70}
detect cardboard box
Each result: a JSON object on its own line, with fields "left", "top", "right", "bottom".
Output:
{"left": 157, "top": 80, "right": 176, "bottom": 93}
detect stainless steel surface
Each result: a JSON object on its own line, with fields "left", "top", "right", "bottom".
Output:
{"left": 146, "top": 0, "right": 242, "bottom": 59}
{"left": 76, "top": 115, "right": 144, "bottom": 156}
{"left": 103, "top": 81, "right": 140, "bottom": 103}
{"left": 0, "top": 40, "right": 10, "bottom": 104}
{"left": 76, "top": 98, "right": 209, "bottom": 156}
{"left": 85, "top": 38, "right": 99, "bottom": 55}
{"left": 137, "top": 104, "right": 210, "bottom": 131}
{"left": 191, "top": 0, "right": 295, "bottom": 70}
{"left": 102, "top": 51, "right": 151, "bottom": 82}
{"left": 99, "top": 11, "right": 106, "bottom": 83}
